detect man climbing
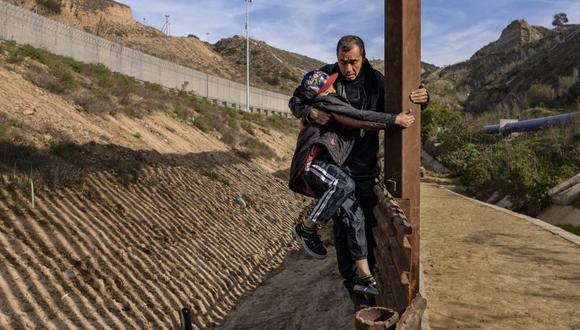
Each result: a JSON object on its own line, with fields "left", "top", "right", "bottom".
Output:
{"left": 289, "top": 35, "right": 428, "bottom": 303}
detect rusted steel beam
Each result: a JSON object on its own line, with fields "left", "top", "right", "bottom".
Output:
{"left": 384, "top": 0, "right": 422, "bottom": 304}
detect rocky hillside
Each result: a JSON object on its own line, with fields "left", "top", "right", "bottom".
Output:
{"left": 369, "top": 60, "right": 439, "bottom": 76}
{"left": 214, "top": 36, "right": 326, "bottom": 94}
{"left": 472, "top": 19, "right": 555, "bottom": 58}
{"left": 423, "top": 19, "right": 580, "bottom": 114}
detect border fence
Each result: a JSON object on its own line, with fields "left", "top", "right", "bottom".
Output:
{"left": 0, "top": 1, "right": 292, "bottom": 116}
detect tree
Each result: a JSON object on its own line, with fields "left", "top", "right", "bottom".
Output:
{"left": 552, "top": 13, "right": 569, "bottom": 27}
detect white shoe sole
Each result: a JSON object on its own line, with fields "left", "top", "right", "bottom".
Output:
{"left": 291, "top": 225, "right": 327, "bottom": 260}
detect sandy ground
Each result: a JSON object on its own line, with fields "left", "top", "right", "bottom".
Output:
{"left": 214, "top": 183, "right": 580, "bottom": 330}
{"left": 421, "top": 183, "right": 580, "bottom": 330}
{"left": 214, "top": 248, "right": 356, "bottom": 330}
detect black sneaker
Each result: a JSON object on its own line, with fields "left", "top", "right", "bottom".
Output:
{"left": 353, "top": 275, "right": 379, "bottom": 296}
{"left": 292, "top": 224, "right": 327, "bottom": 259}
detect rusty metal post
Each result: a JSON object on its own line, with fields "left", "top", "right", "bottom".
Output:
{"left": 384, "top": 0, "right": 421, "bottom": 303}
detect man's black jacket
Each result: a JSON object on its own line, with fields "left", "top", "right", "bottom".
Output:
{"left": 289, "top": 60, "right": 386, "bottom": 180}
{"left": 288, "top": 86, "right": 396, "bottom": 197}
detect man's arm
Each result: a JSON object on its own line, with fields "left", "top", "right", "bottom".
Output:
{"left": 312, "top": 97, "right": 415, "bottom": 129}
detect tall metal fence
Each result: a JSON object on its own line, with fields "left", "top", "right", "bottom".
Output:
{"left": 0, "top": 1, "right": 292, "bottom": 116}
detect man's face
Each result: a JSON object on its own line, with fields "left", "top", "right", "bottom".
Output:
{"left": 338, "top": 45, "right": 364, "bottom": 81}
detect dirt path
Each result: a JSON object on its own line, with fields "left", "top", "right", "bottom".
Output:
{"left": 216, "top": 183, "right": 580, "bottom": 330}
{"left": 421, "top": 183, "right": 580, "bottom": 330}
{"left": 214, "top": 248, "right": 356, "bottom": 330}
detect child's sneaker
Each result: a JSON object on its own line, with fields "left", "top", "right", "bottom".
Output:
{"left": 292, "top": 223, "right": 327, "bottom": 259}
{"left": 353, "top": 275, "right": 379, "bottom": 296}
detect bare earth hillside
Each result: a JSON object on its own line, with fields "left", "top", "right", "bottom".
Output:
{"left": 5, "top": 0, "right": 240, "bottom": 80}
{"left": 6, "top": 0, "right": 326, "bottom": 95}
{"left": 0, "top": 56, "right": 306, "bottom": 328}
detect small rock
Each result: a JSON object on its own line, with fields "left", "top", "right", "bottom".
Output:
{"left": 23, "top": 109, "right": 35, "bottom": 116}
{"left": 122, "top": 303, "right": 131, "bottom": 312}
{"left": 236, "top": 197, "right": 247, "bottom": 208}
{"left": 240, "top": 265, "right": 251, "bottom": 277}
{"left": 96, "top": 279, "right": 106, "bottom": 294}
{"left": 64, "top": 269, "right": 76, "bottom": 279}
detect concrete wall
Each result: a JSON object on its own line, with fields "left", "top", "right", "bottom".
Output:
{"left": 0, "top": 1, "right": 292, "bottom": 115}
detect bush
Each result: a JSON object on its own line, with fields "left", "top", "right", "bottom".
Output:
{"left": 174, "top": 107, "right": 192, "bottom": 121}
{"left": 199, "top": 167, "right": 229, "bottom": 185}
{"left": 49, "top": 62, "right": 77, "bottom": 91}
{"left": 50, "top": 140, "right": 83, "bottom": 165}
{"left": 527, "top": 84, "right": 555, "bottom": 107}
{"left": 37, "top": 0, "right": 62, "bottom": 15}
{"left": 241, "top": 137, "right": 276, "bottom": 160}
{"left": 421, "top": 102, "right": 461, "bottom": 143}
{"left": 20, "top": 44, "right": 50, "bottom": 65}
{"left": 557, "top": 224, "right": 580, "bottom": 236}
{"left": 6, "top": 47, "right": 25, "bottom": 64}
{"left": 241, "top": 121, "right": 255, "bottom": 135}
{"left": 193, "top": 116, "right": 211, "bottom": 132}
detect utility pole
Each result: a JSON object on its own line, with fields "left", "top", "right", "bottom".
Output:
{"left": 245, "top": 0, "right": 253, "bottom": 112}
{"left": 161, "top": 15, "right": 170, "bottom": 36}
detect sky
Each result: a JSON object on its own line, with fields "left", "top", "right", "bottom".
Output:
{"left": 122, "top": 0, "right": 580, "bottom": 67}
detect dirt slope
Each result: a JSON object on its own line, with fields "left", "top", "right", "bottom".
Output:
{"left": 215, "top": 249, "right": 355, "bottom": 330}
{"left": 5, "top": 0, "right": 241, "bottom": 80}
{"left": 6, "top": 0, "right": 326, "bottom": 94}
{"left": 421, "top": 183, "right": 580, "bottom": 329}
{"left": 0, "top": 63, "right": 306, "bottom": 329}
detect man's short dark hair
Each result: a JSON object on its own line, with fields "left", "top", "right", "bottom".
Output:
{"left": 336, "top": 35, "right": 366, "bottom": 58}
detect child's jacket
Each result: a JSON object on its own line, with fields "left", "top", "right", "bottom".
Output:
{"left": 288, "top": 88, "right": 397, "bottom": 197}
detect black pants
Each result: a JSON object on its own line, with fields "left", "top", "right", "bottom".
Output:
{"left": 332, "top": 176, "right": 377, "bottom": 290}
{"left": 303, "top": 160, "right": 368, "bottom": 261}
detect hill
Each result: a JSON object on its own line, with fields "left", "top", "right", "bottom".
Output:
{"left": 5, "top": 0, "right": 327, "bottom": 95}
{"left": 213, "top": 36, "right": 326, "bottom": 94}
{"left": 369, "top": 60, "right": 439, "bottom": 76}
{"left": 0, "top": 40, "right": 304, "bottom": 329}
{"left": 423, "top": 19, "right": 580, "bottom": 115}
{"left": 419, "top": 19, "right": 580, "bottom": 217}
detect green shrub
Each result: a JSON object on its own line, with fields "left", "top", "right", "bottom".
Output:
{"left": 557, "top": 224, "right": 580, "bottom": 236}
{"left": 199, "top": 167, "right": 229, "bottom": 185}
{"left": 6, "top": 47, "right": 24, "bottom": 64}
{"left": 421, "top": 102, "right": 461, "bottom": 143}
{"left": 174, "top": 107, "right": 191, "bottom": 121}
{"left": 228, "top": 118, "right": 240, "bottom": 130}
{"left": 241, "top": 137, "right": 276, "bottom": 159}
{"left": 50, "top": 141, "right": 83, "bottom": 164}
{"left": 37, "top": 0, "right": 62, "bottom": 15}
{"left": 241, "top": 121, "right": 255, "bottom": 135}
{"left": 527, "top": 84, "right": 555, "bottom": 107}
{"left": 49, "top": 62, "right": 77, "bottom": 92}
{"left": 193, "top": 116, "right": 212, "bottom": 132}
{"left": 20, "top": 44, "right": 50, "bottom": 65}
